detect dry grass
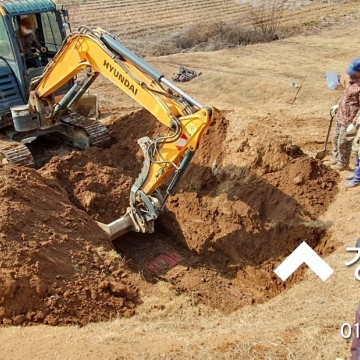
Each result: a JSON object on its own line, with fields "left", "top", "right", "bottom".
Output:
{"left": 125, "top": 1, "right": 357, "bottom": 57}
{"left": 247, "top": 0, "right": 284, "bottom": 39}
{"left": 136, "top": 20, "right": 301, "bottom": 57}
{"left": 60, "top": 0, "right": 358, "bottom": 57}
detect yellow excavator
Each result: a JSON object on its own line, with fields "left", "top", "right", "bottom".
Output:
{"left": 0, "top": 1, "right": 212, "bottom": 238}
{"left": 27, "top": 26, "right": 213, "bottom": 239}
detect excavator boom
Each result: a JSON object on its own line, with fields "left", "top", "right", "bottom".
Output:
{"left": 29, "top": 27, "right": 213, "bottom": 239}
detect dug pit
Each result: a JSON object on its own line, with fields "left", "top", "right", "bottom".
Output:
{"left": 0, "top": 108, "right": 339, "bottom": 325}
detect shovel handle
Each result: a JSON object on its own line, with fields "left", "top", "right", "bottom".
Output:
{"left": 323, "top": 111, "right": 335, "bottom": 152}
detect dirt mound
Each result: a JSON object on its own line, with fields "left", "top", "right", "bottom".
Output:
{"left": 39, "top": 108, "right": 338, "bottom": 314}
{"left": 153, "top": 122, "right": 339, "bottom": 312}
{"left": 41, "top": 148, "right": 135, "bottom": 224}
{"left": 161, "top": 156, "right": 338, "bottom": 257}
{"left": 151, "top": 158, "right": 337, "bottom": 313}
{"left": 40, "top": 108, "right": 226, "bottom": 224}
{"left": 228, "top": 122, "right": 305, "bottom": 173}
{"left": 0, "top": 108, "right": 338, "bottom": 323}
{"left": 0, "top": 165, "right": 140, "bottom": 326}
{"left": 41, "top": 109, "right": 164, "bottom": 224}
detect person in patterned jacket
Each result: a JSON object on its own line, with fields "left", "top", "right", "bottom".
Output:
{"left": 329, "top": 58, "right": 360, "bottom": 171}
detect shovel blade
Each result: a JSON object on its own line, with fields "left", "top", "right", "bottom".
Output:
{"left": 315, "top": 149, "right": 329, "bottom": 160}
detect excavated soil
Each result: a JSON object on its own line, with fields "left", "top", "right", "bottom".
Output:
{"left": 116, "top": 110, "right": 338, "bottom": 312}
{"left": 0, "top": 108, "right": 339, "bottom": 325}
{"left": 0, "top": 166, "right": 140, "bottom": 326}
{"left": 41, "top": 109, "right": 163, "bottom": 224}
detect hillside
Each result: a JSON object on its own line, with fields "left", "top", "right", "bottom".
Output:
{"left": 61, "top": 0, "right": 360, "bottom": 53}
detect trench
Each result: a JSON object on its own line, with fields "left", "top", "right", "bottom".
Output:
{"left": 38, "top": 108, "right": 339, "bottom": 313}
{"left": 0, "top": 107, "right": 340, "bottom": 325}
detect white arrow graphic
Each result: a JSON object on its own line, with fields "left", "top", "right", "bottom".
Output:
{"left": 274, "top": 241, "right": 334, "bottom": 282}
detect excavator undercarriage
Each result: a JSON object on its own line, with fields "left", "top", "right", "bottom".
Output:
{"left": 0, "top": 1, "right": 111, "bottom": 167}
{"left": 0, "top": 109, "right": 111, "bottom": 167}
{"left": 0, "top": 136, "right": 34, "bottom": 167}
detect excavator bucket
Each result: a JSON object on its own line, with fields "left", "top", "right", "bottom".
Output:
{"left": 56, "top": 93, "right": 99, "bottom": 119}
{"left": 71, "top": 93, "right": 99, "bottom": 119}
{"left": 97, "top": 214, "right": 134, "bottom": 241}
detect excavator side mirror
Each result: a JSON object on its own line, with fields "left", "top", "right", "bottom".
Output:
{"left": 56, "top": 4, "right": 69, "bottom": 17}
{"left": 62, "top": 22, "right": 71, "bottom": 37}
{"left": 61, "top": 9, "right": 69, "bottom": 18}
{"left": 61, "top": 9, "right": 69, "bottom": 23}
{"left": 56, "top": 5, "right": 71, "bottom": 34}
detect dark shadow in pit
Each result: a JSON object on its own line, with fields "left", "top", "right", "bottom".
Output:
{"left": 26, "top": 135, "right": 75, "bottom": 169}
{"left": 113, "top": 163, "right": 335, "bottom": 281}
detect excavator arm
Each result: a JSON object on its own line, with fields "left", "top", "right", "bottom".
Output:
{"left": 29, "top": 27, "right": 213, "bottom": 239}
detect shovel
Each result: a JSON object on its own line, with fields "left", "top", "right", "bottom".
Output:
{"left": 315, "top": 111, "right": 335, "bottom": 160}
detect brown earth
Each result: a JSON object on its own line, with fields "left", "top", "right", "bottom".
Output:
{"left": 36, "top": 108, "right": 338, "bottom": 315}
{"left": 2, "top": 3, "right": 360, "bottom": 358}
{"left": 0, "top": 106, "right": 338, "bottom": 325}
{"left": 40, "top": 109, "right": 163, "bottom": 224}
{"left": 0, "top": 165, "right": 140, "bottom": 326}
{"left": 152, "top": 116, "right": 339, "bottom": 312}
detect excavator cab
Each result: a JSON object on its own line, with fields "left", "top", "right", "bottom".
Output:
{"left": 0, "top": 0, "right": 69, "bottom": 107}
{"left": 0, "top": 0, "right": 106, "bottom": 166}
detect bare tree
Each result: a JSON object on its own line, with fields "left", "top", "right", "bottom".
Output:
{"left": 248, "top": 0, "right": 284, "bottom": 40}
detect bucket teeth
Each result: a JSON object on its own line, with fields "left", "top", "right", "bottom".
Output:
{"left": 97, "top": 213, "right": 134, "bottom": 240}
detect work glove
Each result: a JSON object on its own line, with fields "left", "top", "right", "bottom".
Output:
{"left": 347, "top": 123, "right": 357, "bottom": 135}
{"left": 331, "top": 104, "right": 339, "bottom": 116}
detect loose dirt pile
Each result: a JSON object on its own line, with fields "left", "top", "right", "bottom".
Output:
{"left": 41, "top": 110, "right": 163, "bottom": 224}
{"left": 0, "top": 108, "right": 339, "bottom": 325}
{"left": 0, "top": 166, "right": 139, "bottom": 326}
{"left": 150, "top": 114, "right": 339, "bottom": 312}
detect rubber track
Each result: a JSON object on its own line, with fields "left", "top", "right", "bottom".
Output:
{"left": 60, "top": 113, "right": 112, "bottom": 148}
{"left": 0, "top": 138, "right": 35, "bottom": 167}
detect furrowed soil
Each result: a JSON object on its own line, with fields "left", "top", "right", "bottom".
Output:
{"left": 61, "top": 0, "right": 360, "bottom": 55}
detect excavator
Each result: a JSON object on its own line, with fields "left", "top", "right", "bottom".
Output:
{"left": 0, "top": 0, "right": 111, "bottom": 166}
{"left": 0, "top": 0, "right": 213, "bottom": 239}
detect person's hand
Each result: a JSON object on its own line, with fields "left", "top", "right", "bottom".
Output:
{"left": 347, "top": 123, "right": 357, "bottom": 134}
{"left": 331, "top": 104, "right": 339, "bottom": 116}
{"left": 40, "top": 47, "right": 47, "bottom": 53}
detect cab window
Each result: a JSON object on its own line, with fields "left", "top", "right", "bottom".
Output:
{"left": 12, "top": 12, "right": 63, "bottom": 56}
{"left": 0, "top": 17, "right": 14, "bottom": 60}
{"left": 40, "top": 12, "right": 63, "bottom": 53}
